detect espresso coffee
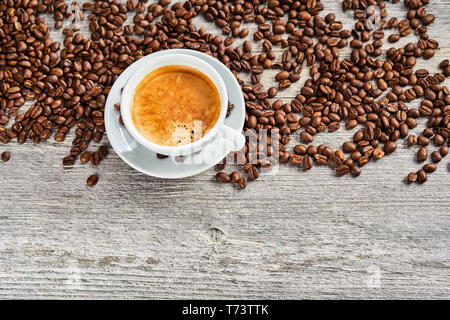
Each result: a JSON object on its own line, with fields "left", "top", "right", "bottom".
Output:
{"left": 131, "top": 65, "right": 221, "bottom": 146}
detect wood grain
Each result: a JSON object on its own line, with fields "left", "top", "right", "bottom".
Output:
{"left": 0, "top": 0, "right": 449, "bottom": 299}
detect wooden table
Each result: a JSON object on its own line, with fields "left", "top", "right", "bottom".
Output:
{"left": 0, "top": 0, "right": 449, "bottom": 299}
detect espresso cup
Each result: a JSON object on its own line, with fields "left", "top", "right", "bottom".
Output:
{"left": 120, "top": 53, "right": 245, "bottom": 162}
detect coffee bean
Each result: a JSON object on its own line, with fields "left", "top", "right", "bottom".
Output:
{"left": 417, "top": 170, "right": 428, "bottom": 183}
{"left": 407, "top": 135, "right": 417, "bottom": 147}
{"left": 417, "top": 147, "right": 428, "bottom": 162}
{"left": 300, "top": 131, "right": 314, "bottom": 143}
{"left": 430, "top": 151, "right": 442, "bottom": 163}
{"left": 87, "top": 175, "right": 99, "bottom": 187}
{"left": 80, "top": 152, "right": 92, "bottom": 163}
{"left": 440, "top": 146, "right": 448, "bottom": 157}
{"left": 307, "top": 145, "right": 317, "bottom": 156}
{"left": 343, "top": 142, "right": 357, "bottom": 153}
{"left": 248, "top": 165, "right": 259, "bottom": 180}
{"left": 98, "top": 146, "right": 108, "bottom": 159}
{"left": 336, "top": 165, "right": 349, "bottom": 176}
{"left": 423, "top": 163, "right": 437, "bottom": 173}
{"left": 237, "top": 177, "right": 248, "bottom": 190}
{"left": 230, "top": 172, "right": 240, "bottom": 183}
{"left": 302, "top": 156, "right": 313, "bottom": 171}
{"left": 63, "top": 156, "right": 75, "bottom": 167}
{"left": 407, "top": 172, "right": 417, "bottom": 183}
{"left": 418, "top": 136, "right": 430, "bottom": 146}
{"left": 294, "top": 144, "right": 307, "bottom": 155}
{"left": 328, "top": 154, "right": 342, "bottom": 168}
{"left": 388, "top": 34, "right": 400, "bottom": 43}
{"left": 372, "top": 148, "right": 385, "bottom": 160}
{"left": 433, "top": 134, "right": 445, "bottom": 146}
{"left": 289, "top": 154, "right": 303, "bottom": 165}
{"left": 91, "top": 152, "right": 100, "bottom": 166}
{"left": 350, "top": 164, "right": 361, "bottom": 177}
{"left": 314, "top": 154, "right": 328, "bottom": 165}
{"left": 216, "top": 172, "right": 231, "bottom": 183}
{"left": 1, "top": 151, "right": 11, "bottom": 162}
{"left": 384, "top": 141, "right": 397, "bottom": 154}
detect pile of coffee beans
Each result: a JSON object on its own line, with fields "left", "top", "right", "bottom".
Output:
{"left": 0, "top": 0, "right": 448, "bottom": 189}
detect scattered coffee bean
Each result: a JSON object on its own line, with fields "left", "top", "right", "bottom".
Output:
{"left": 423, "top": 163, "right": 437, "bottom": 173}
{"left": 1, "top": 151, "right": 10, "bottom": 162}
{"left": 350, "top": 165, "right": 361, "bottom": 177}
{"left": 80, "top": 152, "right": 92, "bottom": 164}
{"left": 384, "top": 141, "right": 397, "bottom": 154}
{"left": 417, "top": 147, "right": 429, "bottom": 163}
{"left": 336, "top": 165, "right": 349, "bottom": 176}
{"left": 407, "top": 172, "right": 417, "bottom": 183}
{"left": 237, "top": 177, "right": 248, "bottom": 190}
{"left": 417, "top": 170, "right": 428, "bottom": 183}
{"left": 230, "top": 172, "right": 240, "bottom": 183}
{"left": 87, "top": 175, "right": 99, "bottom": 187}
{"left": 440, "top": 146, "right": 448, "bottom": 157}
{"left": 431, "top": 151, "right": 442, "bottom": 163}
{"left": 248, "top": 165, "right": 260, "bottom": 180}
{"left": 216, "top": 172, "right": 231, "bottom": 183}
{"left": 63, "top": 156, "right": 75, "bottom": 167}
{"left": 407, "top": 135, "right": 417, "bottom": 147}
{"left": 302, "top": 156, "right": 313, "bottom": 171}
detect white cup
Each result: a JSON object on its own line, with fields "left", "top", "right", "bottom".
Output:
{"left": 120, "top": 53, "right": 245, "bottom": 162}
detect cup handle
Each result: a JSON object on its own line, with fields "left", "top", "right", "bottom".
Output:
{"left": 187, "top": 125, "right": 245, "bottom": 165}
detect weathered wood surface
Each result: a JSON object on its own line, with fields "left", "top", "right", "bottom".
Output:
{"left": 0, "top": 0, "right": 449, "bottom": 299}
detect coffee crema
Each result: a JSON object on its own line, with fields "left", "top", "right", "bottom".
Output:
{"left": 131, "top": 65, "right": 221, "bottom": 146}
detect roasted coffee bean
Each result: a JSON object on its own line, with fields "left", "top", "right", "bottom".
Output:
{"left": 417, "top": 170, "right": 428, "bottom": 183}
{"left": 433, "top": 134, "right": 445, "bottom": 146}
{"left": 216, "top": 172, "right": 231, "bottom": 183}
{"left": 289, "top": 154, "right": 303, "bottom": 165}
{"left": 372, "top": 148, "right": 385, "bottom": 160}
{"left": 418, "top": 136, "right": 430, "bottom": 146}
{"left": 440, "top": 146, "right": 448, "bottom": 157}
{"left": 407, "top": 172, "right": 417, "bottom": 183}
{"left": 384, "top": 141, "right": 397, "bottom": 154}
{"left": 350, "top": 165, "right": 361, "bottom": 177}
{"left": 407, "top": 135, "right": 417, "bottom": 147}
{"left": 80, "top": 152, "right": 92, "bottom": 163}
{"left": 336, "top": 165, "right": 349, "bottom": 176}
{"left": 328, "top": 154, "right": 342, "bottom": 168}
{"left": 300, "top": 131, "right": 314, "bottom": 143}
{"left": 423, "top": 163, "right": 437, "bottom": 173}
{"left": 1, "top": 151, "right": 10, "bottom": 162}
{"left": 63, "top": 156, "right": 75, "bottom": 167}
{"left": 98, "top": 146, "right": 108, "bottom": 159}
{"left": 343, "top": 142, "right": 357, "bottom": 153}
{"left": 302, "top": 156, "right": 313, "bottom": 171}
{"left": 294, "top": 144, "right": 307, "bottom": 155}
{"left": 248, "top": 165, "right": 260, "bottom": 180}
{"left": 91, "top": 152, "right": 100, "bottom": 166}
{"left": 417, "top": 147, "right": 428, "bottom": 162}
{"left": 87, "top": 175, "right": 99, "bottom": 187}
{"left": 237, "top": 177, "right": 248, "bottom": 190}
{"left": 430, "top": 151, "right": 442, "bottom": 163}
{"left": 230, "top": 172, "right": 240, "bottom": 183}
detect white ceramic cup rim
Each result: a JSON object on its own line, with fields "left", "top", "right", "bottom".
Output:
{"left": 121, "top": 53, "right": 229, "bottom": 156}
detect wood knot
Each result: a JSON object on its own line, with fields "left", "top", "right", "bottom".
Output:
{"left": 206, "top": 227, "right": 226, "bottom": 243}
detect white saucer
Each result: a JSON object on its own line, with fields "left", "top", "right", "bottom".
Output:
{"left": 104, "top": 49, "right": 245, "bottom": 179}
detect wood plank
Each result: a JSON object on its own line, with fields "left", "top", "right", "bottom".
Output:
{"left": 0, "top": 0, "right": 449, "bottom": 299}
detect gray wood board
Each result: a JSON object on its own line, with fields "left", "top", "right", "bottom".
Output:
{"left": 0, "top": 0, "right": 449, "bottom": 299}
